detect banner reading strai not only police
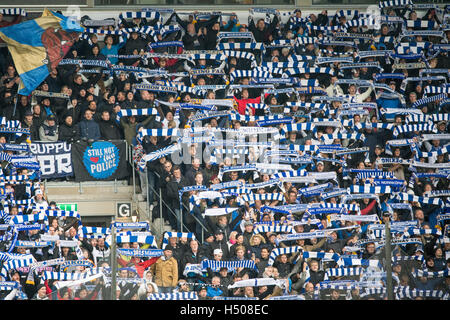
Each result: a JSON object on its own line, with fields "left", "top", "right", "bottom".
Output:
{"left": 71, "top": 140, "right": 129, "bottom": 181}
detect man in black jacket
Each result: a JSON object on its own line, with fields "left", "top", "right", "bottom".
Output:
{"left": 182, "top": 23, "right": 203, "bottom": 50}
{"left": 248, "top": 11, "right": 280, "bottom": 44}
{"left": 181, "top": 239, "right": 205, "bottom": 280}
{"left": 143, "top": 135, "right": 173, "bottom": 206}
{"left": 98, "top": 110, "right": 122, "bottom": 141}
{"left": 210, "top": 229, "right": 230, "bottom": 260}
{"left": 58, "top": 114, "right": 80, "bottom": 143}
{"left": 165, "top": 165, "right": 188, "bottom": 230}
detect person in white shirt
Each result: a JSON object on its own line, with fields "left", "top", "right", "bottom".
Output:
{"left": 33, "top": 189, "right": 48, "bottom": 209}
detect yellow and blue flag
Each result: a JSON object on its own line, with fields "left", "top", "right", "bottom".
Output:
{"left": 0, "top": 9, "right": 84, "bottom": 95}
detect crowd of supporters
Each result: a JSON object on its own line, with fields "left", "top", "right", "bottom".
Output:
{"left": 0, "top": 2, "right": 449, "bottom": 300}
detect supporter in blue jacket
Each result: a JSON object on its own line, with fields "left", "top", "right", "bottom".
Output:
{"left": 78, "top": 109, "right": 101, "bottom": 141}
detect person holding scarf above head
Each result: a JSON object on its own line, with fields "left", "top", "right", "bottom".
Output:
{"left": 248, "top": 10, "right": 280, "bottom": 44}
{"left": 233, "top": 88, "right": 269, "bottom": 115}
{"left": 100, "top": 35, "right": 127, "bottom": 66}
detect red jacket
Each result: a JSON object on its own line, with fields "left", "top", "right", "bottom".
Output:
{"left": 134, "top": 257, "right": 160, "bottom": 278}
{"left": 149, "top": 46, "right": 183, "bottom": 67}
{"left": 233, "top": 96, "right": 261, "bottom": 115}
{"left": 233, "top": 93, "right": 270, "bottom": 115}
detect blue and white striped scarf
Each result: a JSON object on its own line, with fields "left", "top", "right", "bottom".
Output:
{"left": 424, "top": 85, "right": 450, "bottom": 96}
{"left": 325, "top": 267, "right": 364, "bottom": 278}
{"left": 239, "top": 193, "right": 285, "bottom": 205}
{"left": 395, "top": 287, "right": 444, "bottom": 300}
{"left": 138, "top": 128, "right": 181, "bottom": 140}
{"left": 162, "top": 232, "right": 196, "bottom": 249}
{"left": 405, "top": 114, "right": 450, "bottom": 124}
{"left": 0, "top": 8, "right": 27, "bottom": 16}
{"left": 119, "top": 10, "right": 161, "bottom": 21}
{"left": 253, "top": 225, "right": 294, "bottom": 235}
{"left": 414, "top": 144, "right": 450, "bottom": 159}
{"left": 229, "top": 70, "right": 271, "bottom": 83}
{"left": 16, "top": 241, "right": 52, "bottom": 248}
{"left": 321, "top": 189, "right": 349, "bottom": 200}
{"left": 228, "top": 277, "right": 284, "bottom": 289}
{"left": 402, "top": 227, "right": 442, "bottom": 238}
{"left": 138, "top": 144, "right": 181, "bottom": 170}
{"left": 59, "top": 59, "right": 109, "bottom": 68}
{"left": 43, "top": 209, "right": 80, "bottom": 220}
{"left": 268, "top": 246, "right": 303, "bottom": 266}
{"left": 320, "top": 133, "right": 365, "bottom": 142}
{"left": 60, "top": 259, "right": 94, "bottom": 271}
{"left": 10, "top": 213, "right": 48, "bottom": 225}
{"left": 378, "top": 0, "right": 411, "bottom": 8}
{"left": 393, "top": 123, "right": 438, "bottom": 137}
{"left": 116, "top": 108, "right": 159, "bottom": 123}
{"left": 78, "top": 226, "right": 110, "bottom": 239}
{"left": 41, "top": 268, "right": 103, "bottom": 281}
{"left": 392, "top": 255, "right": 424, "bottom": 263}
{"left": 309, "top": 24, "right": 341, "bottom": 32}
{"left": 396, "top": 42, "right": 431, "bottom": 55}
{"left": 261, "top": 61, "right": 308, "bottom": 69}
{"left": 319, "top": 280, "right": 358, "bottom": 290}
{"left": 343, "top": 18, "right": 376, "bottom": 29}
{"left": 217, "top": 42, "right": 264, "bottom": 51}
{"left": 0, "top": 281, "right": 20, "bottom": 291}
{"left": 222, "top": 50, "right": 257, "bottom": 66}
{"left": 329, "top": 214, "right": 379, "bottom": 223}
{"left": 394, "top": 193, "right": 444, "bottom": 207}
{"left": 0, "top": 254, "right": 35, "bottom": 280}
{"left": 201, "top": 259, "right": 257, "bottom": 272}
{"left": 113, "top": 221, "right": 150, "bottom": 231}
{"left": 337, "top": 258, "right": 382, "bottom": 268}
{"left": 188, "top": 52, "right": 226, "bottom": 62}
{"left": 278, "top": 230, "right": 334, "bottom": 242}
{"left": 302, "top": 251, "right": 341, "bottom": 262}
{"left": 117, "top": 234, "right": 157, "bottom": 246}
{"left": 414, "top": 268, "right": 449, "bottom": 279}
{"left": 284, "top": 67, "right": 335, "bottom": 77}
{"left": 117, "top": 248, "right": 163, "bottom": 257}
{"left": 280, "top": 123, "right": 315, "bottom": 135}
{"left": 148, "top": 292, "right": 198, "bottom": 300}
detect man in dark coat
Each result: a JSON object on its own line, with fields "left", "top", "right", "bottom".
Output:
{"left": 98, "top": 110, "right": 122, "bottom": 141}
{"left": 210, "top": 229, "right": 230, "bottom": 260}
{"left": 58, "top": 114, "right": 80, "bottom": 143}
{"left": 165, "top": 165, "right": 188, "bottom": 230}
{"left": 248, "top": 12, "right": 279, "bottom": 43}
{"left": 78, "top": 109, "right": 101, "bottom": 141}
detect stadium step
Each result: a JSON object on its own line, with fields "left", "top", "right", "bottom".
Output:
{"left": 44, "top": 180, "right": 168, "bottom": 237}
{"left": 44, "top": 180, "right": 135, "bottom": 218}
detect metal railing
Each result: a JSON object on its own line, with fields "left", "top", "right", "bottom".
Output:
{"left": 128, "top": 144, "right": 209, "bottom": 242}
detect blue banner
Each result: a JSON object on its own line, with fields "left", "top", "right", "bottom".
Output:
{"left": 29, "top": 141, "right": 72, "bottom": 178}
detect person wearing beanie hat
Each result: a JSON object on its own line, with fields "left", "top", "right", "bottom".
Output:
{"left": 58, "top": 114, "right": 80, "bottom": 143}
{"left": 150, "top": 244, "right": 179, "bottom": 293}
{"left": 32, "top": 284, "right": 49, "bottom": 300}
{"left": 198, "top": 286, "right": 210, "bottom": 300}
{"left": 38, "top": 113, "right": 59, "bottom": 142}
